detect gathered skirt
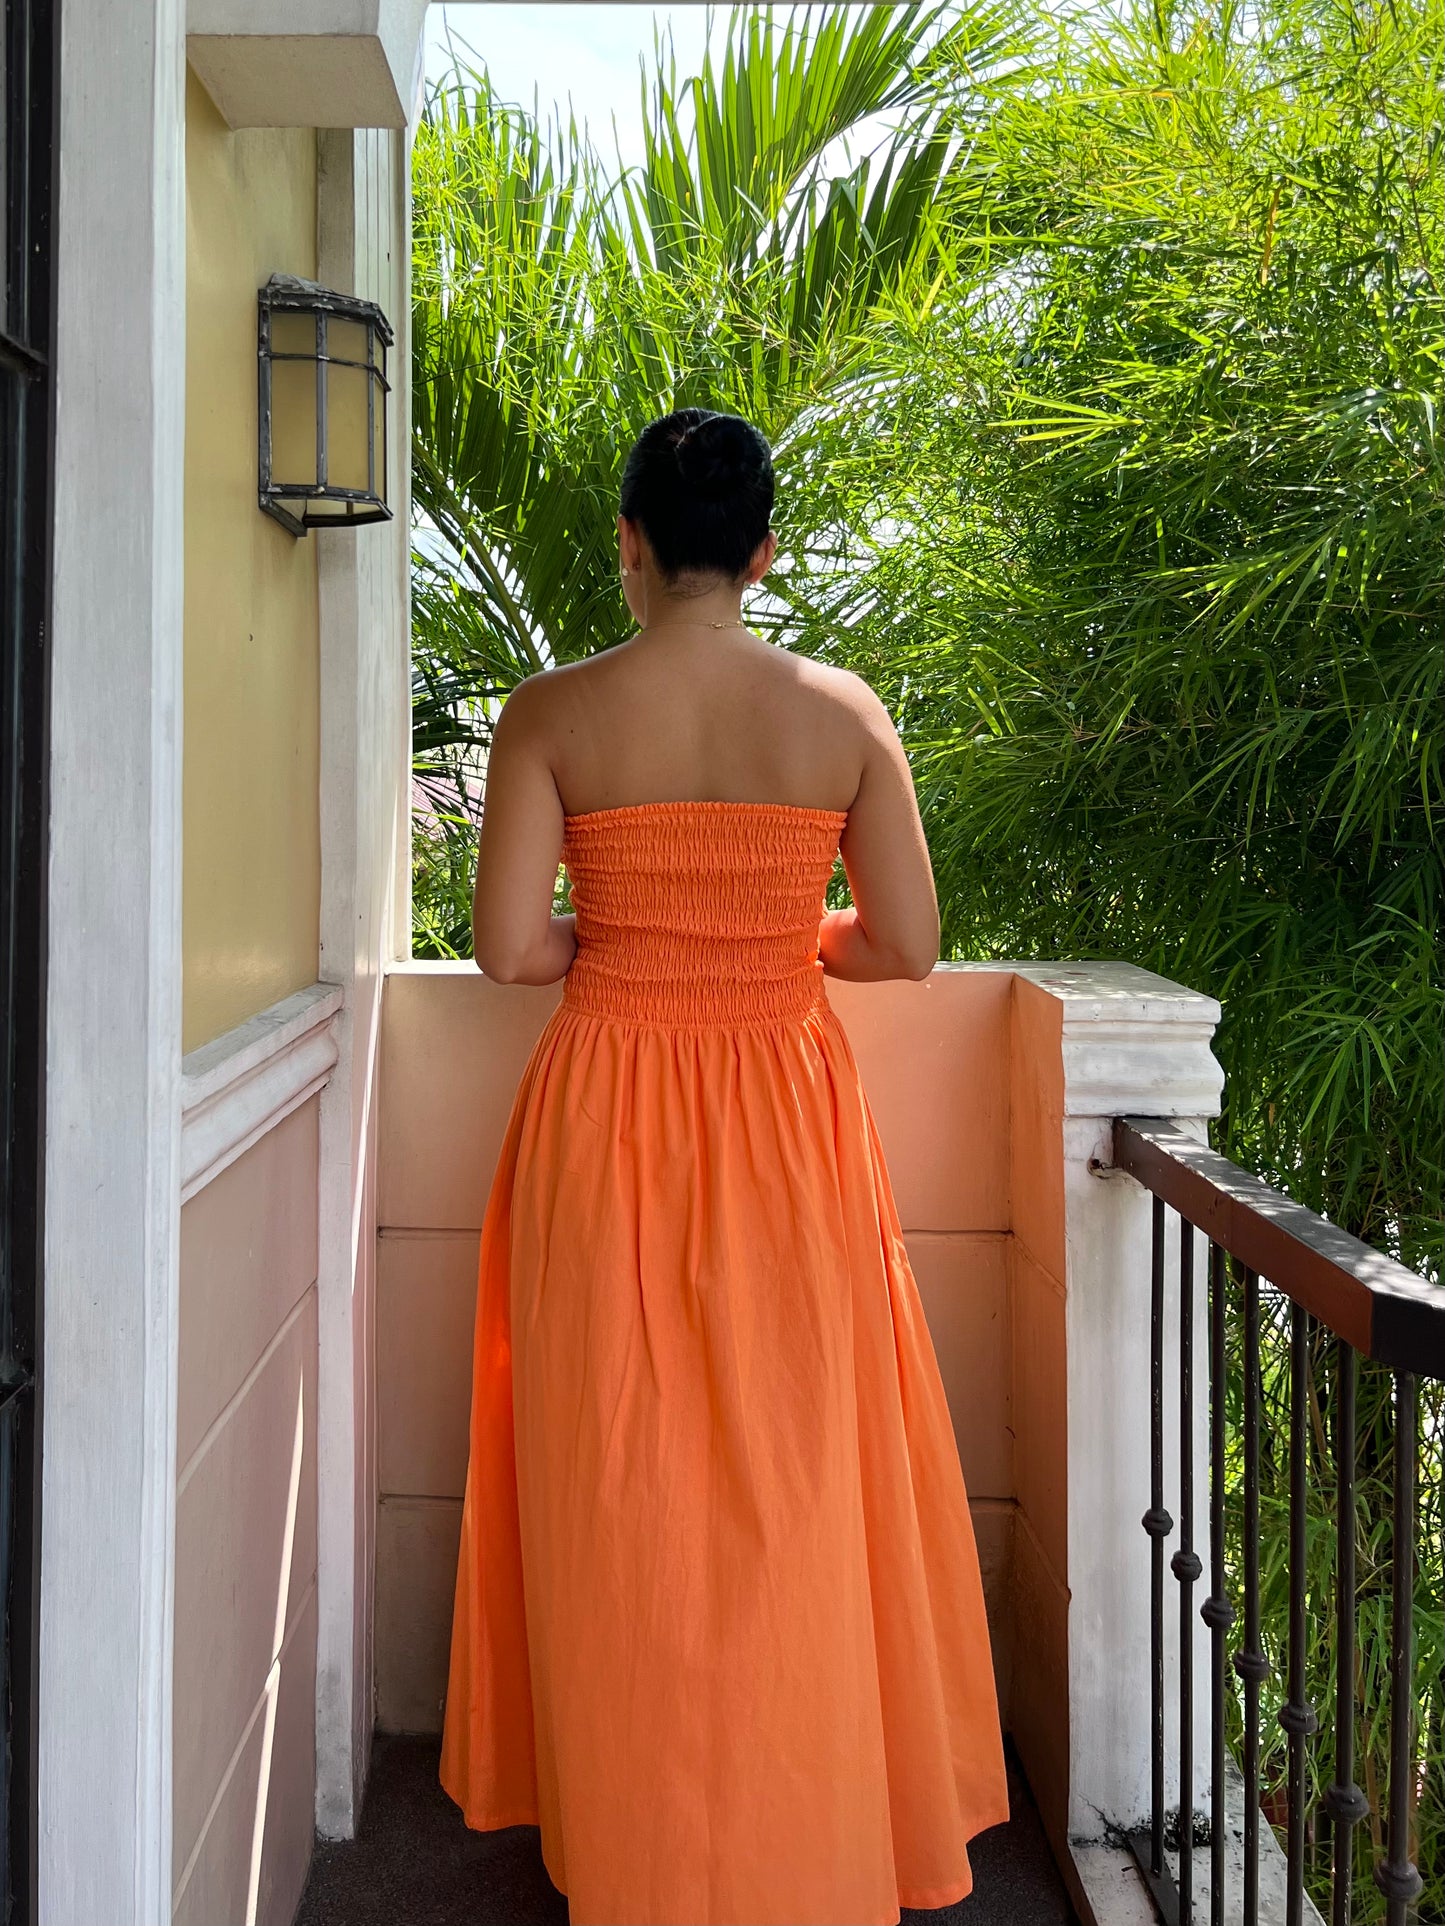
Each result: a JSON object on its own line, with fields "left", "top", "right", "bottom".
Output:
{"left": 438, "top": 989, "right": 1010, "bottom": 1926}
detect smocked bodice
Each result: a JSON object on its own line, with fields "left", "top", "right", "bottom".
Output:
{"left": 559, "top": 800, "right": 846, "bottom": 1027}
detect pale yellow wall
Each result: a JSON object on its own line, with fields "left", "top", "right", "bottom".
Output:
{"left": 183, "top": 66, "right": 320, "bottom": 1054}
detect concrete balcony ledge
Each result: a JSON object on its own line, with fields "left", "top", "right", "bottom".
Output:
{"left": 374, "top": 957, "right": 1228, "bottom": 1925}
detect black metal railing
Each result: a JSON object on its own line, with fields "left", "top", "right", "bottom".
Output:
{"left": 1111, "top": 1118, "right": 1444, "bottom": 1926}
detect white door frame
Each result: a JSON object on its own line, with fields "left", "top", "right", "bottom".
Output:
{"left": 42, "top": 0, "right": 187, "bottom": 1921}
{"left": 314, "top": 121, "right": 415, "bottom": 1839}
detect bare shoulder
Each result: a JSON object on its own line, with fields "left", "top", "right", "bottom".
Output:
{"left": 787, "top": 653, "right": 899, "bottom": 741}
{"left": 493, "top": 660, "right": 593, "bottom": 740}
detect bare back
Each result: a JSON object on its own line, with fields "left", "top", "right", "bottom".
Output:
{"left": 542, "top": 630, "right": 865, "bottom": 816}
{"left": 471, "top": 629, "right": 940, "bottom": 986}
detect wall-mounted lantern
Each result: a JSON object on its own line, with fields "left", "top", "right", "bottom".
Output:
{"left": 258, "top": 272, "right": 393, "bottom": 536}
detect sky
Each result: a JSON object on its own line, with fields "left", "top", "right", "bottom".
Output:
{"left": 423, "top": 4, "right": 908, "bottom": 186}
{"left": 423, "top": 6, "right": 731, "bottom": 171}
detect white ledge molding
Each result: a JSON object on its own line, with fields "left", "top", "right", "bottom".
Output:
{"left": 187, "top": 0, "right": 430, "bottom": 129}
{"left": 181, "top": 982, "right": 344, "bottom": 1202}
{"left": 1010, "top": 960, "right": 1224, "bottom": 1122}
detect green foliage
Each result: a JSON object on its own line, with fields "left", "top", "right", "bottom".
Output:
{"left": 857, "top": 0, "right": 1443, "bottom": 1271}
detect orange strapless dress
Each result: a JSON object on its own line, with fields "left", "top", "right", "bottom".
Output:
{"left": 439, "top": 800, "right": 1008, "bottom": 1926}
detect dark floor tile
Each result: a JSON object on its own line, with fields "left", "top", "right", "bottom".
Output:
{"left": 294, "top": 1735, "right": 566, "bottom": 1926}
{"left": 294, "top": 1734, "right": 1076, "bottom": 1926}
{"left": 901, "top": 1750, "right": 1077, "bottom": 1926}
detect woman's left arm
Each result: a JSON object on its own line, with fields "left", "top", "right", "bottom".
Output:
{"left": 470, "top": 675, "right": 578, "bottom": 984}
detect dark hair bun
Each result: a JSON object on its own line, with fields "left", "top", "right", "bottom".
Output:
{"left": 674, "top": 415, "right": 760, "bottom": 499}
{"left": 619, "top": 408, "right": 775, "bottom": 582}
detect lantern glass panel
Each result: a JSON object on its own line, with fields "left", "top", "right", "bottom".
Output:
{"left": 328, "top": 317, "right": 371, "bottom": 371}
{"left": 270, "top": 356, "right": 318, "bottom": 489}
{"left": 327, "top": 357, "right": 372, "bottom": 493}
{"left": 269, "top": 310, "right": 317, "bottom": 358}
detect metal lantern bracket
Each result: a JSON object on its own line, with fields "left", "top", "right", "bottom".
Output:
{"left": 258, "top": 271, "right": 394, "bottom": 537}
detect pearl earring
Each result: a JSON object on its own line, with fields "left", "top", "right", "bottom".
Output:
{"left": 620, "top": 565, "right": 632, "bottom": 578}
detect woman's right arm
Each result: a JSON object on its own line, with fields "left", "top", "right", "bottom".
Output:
{"left": 470, "top": 675, "right": 578, "bottom": 985}
{"left": 818, "top": 678, "right": 940, "bottom": 983}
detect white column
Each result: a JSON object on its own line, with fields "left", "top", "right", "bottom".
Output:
{"left": 314, "top": 119, "right": 414, "bottom": 1838}
{"left": 1014, "top": 964, "right": 1223, "bottom": 1918}
{"left": 43, "top": 1, "right": 187, "bottom": 1921}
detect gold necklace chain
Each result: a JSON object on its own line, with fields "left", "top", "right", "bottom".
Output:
{"left": 635, "top": 619, "right": 750, "bottom": 634}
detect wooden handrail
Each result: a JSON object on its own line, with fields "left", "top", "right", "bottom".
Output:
{"left": 1111, "top": 1118, "right": 1444, "bottom": 1376}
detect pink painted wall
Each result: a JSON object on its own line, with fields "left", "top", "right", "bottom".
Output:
{"left": 174, "top": 1099, "right": 319, "bottom": 1925}
{"left": 1008, "top": 977, "right": 1070, "bottom": 1851}
{"left": 374, "top": 962, "right": 1048, "bottom": 1769}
